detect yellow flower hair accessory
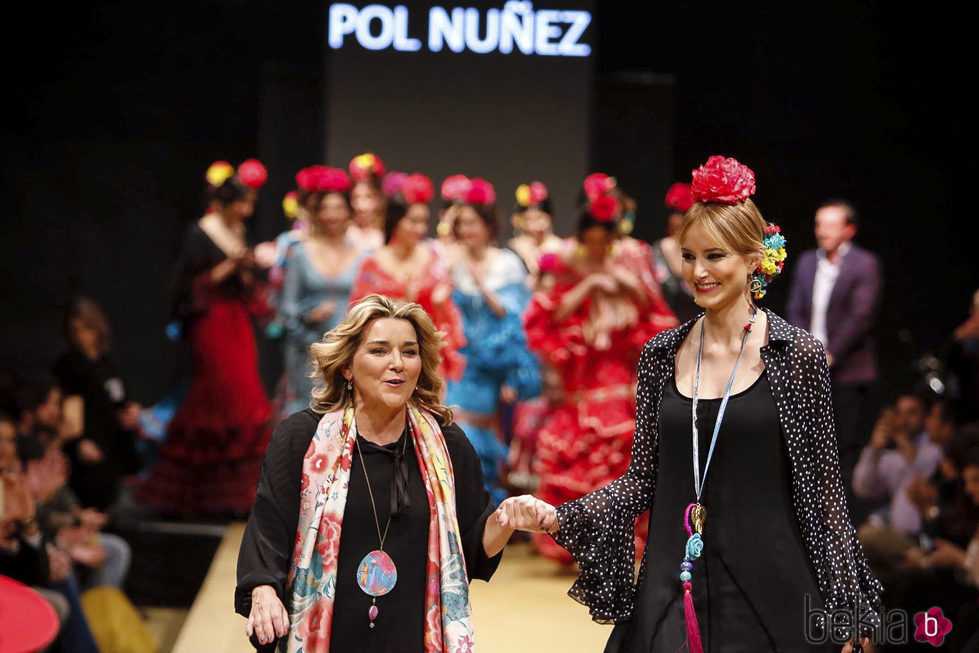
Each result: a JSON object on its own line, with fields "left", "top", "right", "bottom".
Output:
{"left": 206, "top": 161, "right": 234, "bottom": 187}
{"left": 750, "top": 224, "right": 788, "bottom": 300}
{"left": 282, "top": 191, "right": 299, "bottom": 220}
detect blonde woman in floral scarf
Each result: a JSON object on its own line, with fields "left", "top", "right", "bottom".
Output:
{"left": 235, "top": 294, "right": 552, "bottom": 652}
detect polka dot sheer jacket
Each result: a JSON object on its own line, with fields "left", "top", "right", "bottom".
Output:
{"left": 554, "top": 308, "right": 884, "bottom": 630}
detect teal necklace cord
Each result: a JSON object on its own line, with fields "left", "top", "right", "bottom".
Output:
{"left": 679, "top": 307, "right": 758, "bottom": 653}
{"left": 691, "top": 307, "right": 758, "bottom": 501}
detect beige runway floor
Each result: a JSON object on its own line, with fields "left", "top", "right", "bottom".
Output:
{"left": 157, "top": 523, "right": 612, "bottom": 652}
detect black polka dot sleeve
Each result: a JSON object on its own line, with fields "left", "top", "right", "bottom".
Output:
{"left": 783, "top": 330, "right": 884, "bottom": 633}
{"left": 553, "top": 339, "right": 662, "bottom": 623}
{"left": 551, "top": 309, "right": 884, "bottom": 632}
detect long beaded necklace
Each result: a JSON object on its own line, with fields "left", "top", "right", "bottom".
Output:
{"left": 678, "top": 308, "right": 757, "bottom": 653}
{"left": 355, "top": 430, "right": 409, "bottom": 629}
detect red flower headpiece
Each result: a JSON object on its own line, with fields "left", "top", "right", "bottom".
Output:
{"left": 295, "top": 165, "right": 350, "bottom": 194}
{"left": 381, "top": 171, "right": 408, "bottom": 197}
{"left": 349, "top": 153, "right": 386, "bottom": 183}
{"left": 664, "top": 182, "right": 694, "bottom": 212}
{"left": 538, "top": 252, "right": 559, "bottom": 274}
{"left": 401, "top": 173, "right": 434, "bottom": 205}
{"left": 464, "top": 178, "right": 496, "bottom": 206}
{"left": 690, "top": 156, "right": 756, "bottom": 205}
{"left": 583, "top": 172, "right": 616, "bottom": 200}
{"left": 237, "top": 159, "right": 268, "bottom": 189}
{"left": 441, "top": 174, "right": 471, "bottom": 201}
{"left": 589, "top": 194, "right": 618, "bottom": 222}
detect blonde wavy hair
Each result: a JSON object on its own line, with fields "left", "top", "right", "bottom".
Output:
{"left": 308, "top": 294, "right": 453, "bottom": 423}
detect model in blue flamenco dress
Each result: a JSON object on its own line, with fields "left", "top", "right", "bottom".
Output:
{"left": 445, "top": 199, "right": 540, "bottom": 504}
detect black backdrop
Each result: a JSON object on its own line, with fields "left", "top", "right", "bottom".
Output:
{"left": 1, "top": 2, "right": 974, "bottom": 406}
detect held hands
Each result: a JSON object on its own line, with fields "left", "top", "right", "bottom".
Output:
{"left": 494, "top": 495, "right": 559, "bottom": 534}
{"left": 253, "top": 241, "right": 278, "bottom": 270}
{"left": 247, "top": 585, "right": 289, "bottom": 645}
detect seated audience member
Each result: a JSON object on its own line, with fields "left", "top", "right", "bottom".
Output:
{"left": 887, "top": 446, "right": 979, "bottom": 651}
{"left": 22, "top": 444, "right": 132, "bottom": 590}
{"left": 2, "top": 411, "right": 99, "bottom": 653}
{"left": 852, "top": 393, "right": 942, "bottom": 534}
{"left": 15, "top": 375, "right": 75, "bottom": 459}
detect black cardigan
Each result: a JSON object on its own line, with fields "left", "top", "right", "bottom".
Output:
{"left": 554, "top": 308, "right": 884, "bottom": 632}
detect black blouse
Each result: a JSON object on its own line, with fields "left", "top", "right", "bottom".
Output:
{"left": 611, "top": 371, "right": 825, "bottom": 652}
{"left": 553, "top": 309, "right": 884, "bottom": 636}
{"left": 170, "top": 223, "right": 250, "bottom": 324}
{"left": 235, "top": 409, "right": 502, "bottom": 651}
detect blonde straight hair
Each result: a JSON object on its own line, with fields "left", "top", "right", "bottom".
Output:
{"left": 308, "top": 294, "right": 453, "bottom": 423}
{"left": 677, "top": 198, "right": 767, "bottom": 258}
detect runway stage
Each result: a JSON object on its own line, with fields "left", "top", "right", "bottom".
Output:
{"left": 162, "top": 524, "right": 612, "bottom": 652}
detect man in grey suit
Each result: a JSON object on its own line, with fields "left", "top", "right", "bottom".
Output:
{"left": 786, "top": 199, "right": 883, "bottom": 495}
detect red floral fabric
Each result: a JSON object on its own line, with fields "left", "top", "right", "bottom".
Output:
{"left": 524, "top": 249, "right": 678, "bottom": 562}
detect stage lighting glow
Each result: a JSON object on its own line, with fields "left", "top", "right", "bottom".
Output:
{"left": 328, "top": 2, "right": 592, "bottom": 57}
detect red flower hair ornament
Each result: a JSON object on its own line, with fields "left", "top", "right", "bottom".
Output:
{"left": 690, "top": 156, "right": 756, "bottom": 205}
{"left": 441, "top": 174, "right": 471, "bottom": 202}
{"left": 381, "top": 171, "right": 409, "bottom": 197}
{"left": 538, "top": 252, "right": 559, "bottom": 274}
{"left": 589, "top": 194, "right": 618, "bottom": 222}
{"left": 664, "top": 182, "right": 694, "bottom": 212}
{"left": 295, "top": 165, "right": 350, "bottom": 194}
{"left": 464, "top": 178, "right": 496, "bottom": 206}
{"left": 349, "top": 153, "right": 386, "bottom": 183}
{"left": 401, "top": 173, "right": 434, "bottom": 205}
{"left": 237, "top": 159, "right": 268, "bottom": 189}
{"left": 583, "top": 172, "right": 616, "bottom": 200}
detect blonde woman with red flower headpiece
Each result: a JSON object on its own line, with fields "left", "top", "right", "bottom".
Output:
{"left": 522, "top": 182, "right": 678, "bottom": 564}
{"left": 513, "top": 156, "right": 881, "bottom": 653}
{"left": 349, "top": 173, "right": 466, "bottom": 384}
{"left": 138, "top": 160, "right": 275, "bottom": 516}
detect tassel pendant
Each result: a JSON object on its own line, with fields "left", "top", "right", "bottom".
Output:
{"left": 680, "top": 502, "right": 706, "bottom": 653}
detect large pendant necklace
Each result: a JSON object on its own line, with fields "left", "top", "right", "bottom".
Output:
{"left": 355, "top": 430, "right": 409, "bottom": 629}
{"left": 678, "top": 308, "right": 757, "bottom": 653}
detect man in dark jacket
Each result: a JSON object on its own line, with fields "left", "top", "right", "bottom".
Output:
{"left": 786, "top": 199, "right": 883, "bottom": 495}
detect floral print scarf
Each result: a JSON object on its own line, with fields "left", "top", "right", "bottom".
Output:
{"left": 285, "top": 403, "right": 474, "bottom": 652}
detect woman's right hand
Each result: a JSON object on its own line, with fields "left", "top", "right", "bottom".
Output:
{"left": 247, "top": 585, "right": 289, "bottom": 645}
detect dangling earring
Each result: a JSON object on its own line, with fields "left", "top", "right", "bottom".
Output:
{"left": 346, "top": 379, "right": 353, "bottom": 391}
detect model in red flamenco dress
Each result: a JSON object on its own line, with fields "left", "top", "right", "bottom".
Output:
{"left": 139, "top": 162, "right": 274, "bottom": 516}
{"left": 348, "top": 176, "right": 466, "bottom": 383}
{"left": 525, "top": 217, "right": 678, "bottom": 563}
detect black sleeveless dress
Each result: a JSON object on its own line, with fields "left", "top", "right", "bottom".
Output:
{"left": 607, "top": 371, "right": 828, "bottom": 652}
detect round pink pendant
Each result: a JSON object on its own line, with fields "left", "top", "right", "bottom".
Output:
{"left": 357, "top": 550, "right": 397, "bottom": 597}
